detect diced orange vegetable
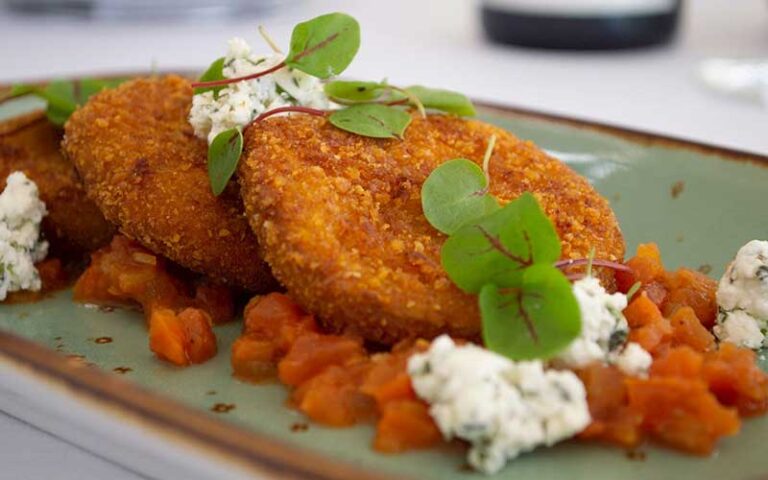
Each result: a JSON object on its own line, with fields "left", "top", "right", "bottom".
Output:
{"left": 661, "top": 269, "right": 718, "bottom": 328}
{"left": 292, "top": 363, "right": 375, "bottom": 426}
{"left": 703, "top": 344, "right": 768, "bottom": 416}
{"left": 148, "top": 307, "right": 217, "bottom": 366}
{"left": 374, "top": 400, "right": 442, "bottom": 453}
{"left": 644, "top": 281, "right": 668, "bottom": 307}
{"left": 231, "top": 334, "right": 278, "bottom": 382}
{"left": 231, "top": 293, "right": 319, "bottom": 382}
{"left": 361, "top": 341, "right": 428, "bottom": 408}
{"left": 624, "top": 293, "right": 672, "bottom": 355}
{"left": 626, "top": 243, "right": 665, "bottom": 285}
{"left": 669, "top": 307, "right": 715, "bottom": 352}
{"left": 75, "top": 236, "right": 232, "bottom": 366}
{"left": 627, "top": 376, "right": 740, "bottom": 454}
{"left": 651, "top": 346, "right": 704, "bottom": 378}
{"left": 278, "top": 333, "right": 366, "bottom": 387}
{"left": 243, "top": 293, "right": 318, "bottom": 354}
{"left": 244, "top": 293, "right": 306, "bottom": 333}
{"left": 576, "top": 363, "right": 643, "bottom": 448}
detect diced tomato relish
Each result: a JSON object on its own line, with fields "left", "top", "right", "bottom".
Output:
{"left": 232, "top": 292, "right": 440, "bottom": 451}
{"left": 73, "top": 235, "right": 235, "bottom": 366}
{"left": 233, "top": 250, "right": 768, "bottom": 458}
{"left": 579, "top": 243, "right": 768, "bottom": 454}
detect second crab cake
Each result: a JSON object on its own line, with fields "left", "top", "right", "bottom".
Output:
{"left": 63, "top": 75, "right": 275, "bottom": 291}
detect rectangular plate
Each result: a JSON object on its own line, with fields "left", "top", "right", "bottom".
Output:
{"left": 1, "top": 89, "right": 768, "bottom": 480}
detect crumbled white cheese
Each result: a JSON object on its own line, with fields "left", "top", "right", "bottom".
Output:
{"left": 714, "top": 240, "right": 768, "bottom": 349}
{"left": 408, "top": 335, "right": 590, "bottom": 474}
{"left": 555, "top": 276, "right": 651, "bottom": 376}
{"left": 609, "top": 342, "right": 653, "bottom": 377}
{"left": 714, "top": 309, "right": 764, "bottom": 349}
{"left": 0, "top": 172, "right": 48, "bottom": 300}
{"left": 189, "top": 37, "right": 333, "bottom": 143}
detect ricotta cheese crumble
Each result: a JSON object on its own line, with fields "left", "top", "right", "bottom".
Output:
{"left": 714, "top": 240, "right": 768, "bottom": 349}
{"left": 0, "top": 172, "right": 49, "bottom": 300}
{"left": 556, "top": 276, "right": 652, "bottom": 377}
{"left": 189, "top": 37, "right": 333, "bottom": 143}
{"left": 408, "top": 335, "right": 590, "bottom": 474}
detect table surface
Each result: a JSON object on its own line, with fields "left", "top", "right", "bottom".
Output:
{"left": 1, "top": 0, "right": 766, "bottom": 479}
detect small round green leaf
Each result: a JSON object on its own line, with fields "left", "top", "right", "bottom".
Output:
{"left": 441, "top": 192, "right": 561, "bottom": 293}
{"left": 207, "top": 128, "right": 243, "bottom": 196}
{"left": 480, "top": 264, "right": 581, "bottom": 360}
{"left": 286, "top": 12, "right": 360, "bottom": 79}
{"left": 405, "top": 85, "right": 476, "bottom": 116}
{"left": 195, "top": 57, "right": 227, "bottom": 97}
{"left": 12, "top": 78, "right": 124, "bottom": 126}
{"left": 77, "top": 78, "right": 125, "bottom": 103}
{"left": 328, "top": 104, "right": 411, "bottom": 139}
{"left": 324, "top": 80, "right": 387, "bottom": 102}
{"left": 421, "top": 159, "right": 499, "bottom": 235}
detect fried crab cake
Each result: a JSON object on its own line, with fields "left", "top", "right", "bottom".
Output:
{"left": 63, "top": 75, "right": 274, "bottom": 291}
{"left": 239, "top": 114, "right": 625, "bottom": 345}
{"left": 0, "top": 110, "right": 115, "bottom": 254}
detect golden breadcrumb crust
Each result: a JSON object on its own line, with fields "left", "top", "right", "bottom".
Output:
{"left": 0, "top": 110, "right": 115, "bottom": 254}
{"left": 63, "top": 76, "right": 274, "bottom": 291}
{"left": 240, "top": 114, "right": 625, "bottom": 344}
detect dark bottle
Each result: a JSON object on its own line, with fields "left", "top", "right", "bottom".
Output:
{"left": 481, "top": 0, "right": 682, "bottom": 50}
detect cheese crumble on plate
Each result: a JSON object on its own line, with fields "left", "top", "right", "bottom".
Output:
{"left": 556, "top": 276, "right": 652, "bottom": 377}
{"left": 0, "top": 172, "right": 48, "bottom": 300}
{"left": 408, "top": 335, "right": 591, "bottom": 474}
{"left": 189, "top": 37, "right": 332, "bottom": 143}
{"left": 714, "top": 240, "right": 768, "bottom": 349}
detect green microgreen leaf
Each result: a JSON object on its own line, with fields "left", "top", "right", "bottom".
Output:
{"left": 195, "top": 57, "right": 227, "bottom": 97}
{"left": 421, "top": 159, "right": 499, "bottom": 235}
{"left": 480, "top": 264, "right": 581, "bottom": 360}
{"left": 11, "top": 78, "right": 124, "bottom": 126}
{"left": 328, "top": 104, "right": 411, "bottom": 139}
{"left": 38, "top": 80, "right": 77, "bottom": 125}
{"left": 78, "top": 78, "right": 125, "bottom": 101}
{"left": 324, "top": 80, "right": 387, "bottom": 102}
{"left": 207, "top": 128, "right": 243, "bottom": 196}
{"left": 286, "top": 12, "right": 360, "bottom": 79}
{"left": 441, "top": 192, "right": 561, "bottom": 293}
{"left": 405, "top": 85, "right": 476, "bottom": 116}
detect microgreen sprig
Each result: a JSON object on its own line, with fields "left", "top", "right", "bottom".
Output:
{"left": 202, "top": 13, "right": 477, "bottom": 196}
{"left": 5, "top": 78, "right": 124, "bottom": 126}
{"left": 192, "top": 12, "right": 360, "bottom": 93}
{"left": 421, "top": 145, "right": 630, "bottom": 360}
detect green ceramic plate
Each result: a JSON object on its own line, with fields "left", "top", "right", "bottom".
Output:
{"left": 1, "top": 92, "right": 767, "bottom": 480}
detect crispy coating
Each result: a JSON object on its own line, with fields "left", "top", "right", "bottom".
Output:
{"left": 63, "top": 76, "right": 274, "bottom": 291}
{"left": 240, "top": 114, "right": 625, "bottom": 344}
{"left": 0, "top": 110, "right": 115, "bottom": 254}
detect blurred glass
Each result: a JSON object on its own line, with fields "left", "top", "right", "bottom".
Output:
{"left": 2, "top": 0, "right": 289, "bottom": 21}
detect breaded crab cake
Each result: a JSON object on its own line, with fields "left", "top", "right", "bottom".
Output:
{"left": 239, "top": 114, "right": 624, "bottom": 344}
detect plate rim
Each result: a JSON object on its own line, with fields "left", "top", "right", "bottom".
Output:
{"left": 0, "top": 76, "right": 767, "bottom": 480}
{"left": 1, "top": 72, "right": 766, "bottom": 164}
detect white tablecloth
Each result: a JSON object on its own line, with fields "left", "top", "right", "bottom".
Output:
{"left": 1, "top": 1, "right": 766, "bottom": 479}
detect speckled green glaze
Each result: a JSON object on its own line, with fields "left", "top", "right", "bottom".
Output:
{"left": 1, "top": 94, "right": 768, "bottom": 480}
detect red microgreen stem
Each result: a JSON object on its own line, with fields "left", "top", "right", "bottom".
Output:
{"left": 246, "top": 106, "right": 328, "bottom": 130}
{"left": 191, "top": 32, "right": 341, "bottom": 90}
{"left": 191, "top": 61, "right": 287, "bottom": 89}
{"left": 554, "top": 258, "right": 631, "bottom": 273}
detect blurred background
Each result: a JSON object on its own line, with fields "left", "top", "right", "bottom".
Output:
{"left": 0, "top": 0, "right": 766, "bottom": 154}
